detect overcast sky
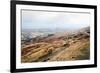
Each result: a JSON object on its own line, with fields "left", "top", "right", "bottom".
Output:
{"left": 22, "top": 10, "right": 90, "bottom": 30}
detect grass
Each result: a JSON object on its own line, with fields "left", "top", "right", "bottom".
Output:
{"left": 75, "top": 42, "right": 90, "bottom": 60}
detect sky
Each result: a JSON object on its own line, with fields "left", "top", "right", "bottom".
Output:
{"left": 22, "top": 10, "right": 90, "bottom": 30}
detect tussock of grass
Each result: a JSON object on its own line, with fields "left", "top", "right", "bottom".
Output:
{"left": 75, "top": 42, "right": 90, "bottom": 60}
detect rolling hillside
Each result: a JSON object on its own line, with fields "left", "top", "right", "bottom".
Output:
{"left": 21, "top": 27, "right": 90, "bottom": 63}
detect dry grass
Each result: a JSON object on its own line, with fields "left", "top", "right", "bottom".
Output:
{"left": 21, "top": 31, "right": 90, "bottom": 63}
{"left": 48, "top": 40, "right": 90, "bottom": 61}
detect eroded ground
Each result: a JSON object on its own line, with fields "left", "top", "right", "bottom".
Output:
{"left": 21, "top": 29, "right": 90, "bottom": 63}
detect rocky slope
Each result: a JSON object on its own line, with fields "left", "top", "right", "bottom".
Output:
{"left": 21, "top": 27, "right": 90, "bottom": 63}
